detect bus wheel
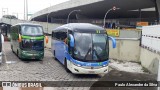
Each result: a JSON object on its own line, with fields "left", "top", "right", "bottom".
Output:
{"left": 64, "top": 59, "right": 71, "bottom": 73}
{"left": 11, "top": 45, "right": 14, "bottom": 53}
{"left": 53, "top": 50, "right": 57, "bottom": 60}
{"left": 17, "top": 50, "right": 18, "bottom": 56}
{"left": 17, "top": 50, "right": 21, "bottom": 59}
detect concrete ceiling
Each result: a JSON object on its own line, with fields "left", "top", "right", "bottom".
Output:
{"left": 31, "top": 0, "right": 156, "bottom": 22}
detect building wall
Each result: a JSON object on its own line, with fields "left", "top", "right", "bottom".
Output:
{"left": 108, "top": 30, "right": 141, "bottom": 62}
{"left": 109, "top": 40, "right": 140, "bottom": 62}
{"left": 117, "top": 30, "right": 141, "bottom": 38}
{"left": 141, "top": 25, "right": 160, "bottom": 52}
{"left": 140, "top": 48, "right": 160, "bottom": 74}
{"left": 140, "top": 25, "right": 160, "bottom": 74}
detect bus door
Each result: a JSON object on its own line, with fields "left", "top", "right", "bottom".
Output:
{"left": 11, "top": 25, "right": 19, "bottom": 52}
{"left": 67, "top": 30, "right": 73, "bottom": 58}
{"left": 55, "top": 31, "right": 67, "bottom": 64}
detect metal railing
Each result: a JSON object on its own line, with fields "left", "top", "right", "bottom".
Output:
{"left": 51, "top": 18, "right": 159, "bottom": 26}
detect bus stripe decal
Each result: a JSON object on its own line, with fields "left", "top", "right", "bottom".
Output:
{"left": 22, "top": 36, "right": 44, "bottom": 40}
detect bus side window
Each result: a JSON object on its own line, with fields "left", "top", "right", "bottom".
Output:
{"left": 53, "top": 31, "right": 57, "bottom": 40}
{"left": 11, "top": 26, "right": 15, "bottom": 40}
{"left": 68, "top": 30, "right": 73, "bottom": 54}
{"left": 54, "top": 32, "right": 61, "bottom": 40}
{"left": 52, "top": 32, "right": 55, "bottom": 39}
{"left": 57, "top": 32, "right": 61, "bottom": 40}
{"left": 15, "top": 26, "right": 19, "bottom": 38}
{"left": 12, "top": 26, "right": 16, "bottom": 40}
{"left": 61, "top": 32, "right": 67, "bottom": 41}
{"left": 18, "top": 25, "right": 21, "bottom": 34}
{"left": 56, "top": 31, "right": 67, "bottom": 41}
{"left": 10, "top": 27, "right": 13, "bottom": 38}
{"left": 53, "top": 30, "right": 67, "bottom": 41}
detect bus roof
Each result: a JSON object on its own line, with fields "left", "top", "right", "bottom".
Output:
{"left": 53, "top": 23, "right": 105, "bottom": 32}
{"left": 12, "top": 23, "right": 42, "bottom": 27}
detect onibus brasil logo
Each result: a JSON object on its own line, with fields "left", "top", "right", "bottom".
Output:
{"left": 2, "top": 82, "right": 42, "bottom": 87}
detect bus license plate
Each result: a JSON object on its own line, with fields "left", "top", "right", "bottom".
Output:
{"left": 89, "top": 71, "right": 95, "bottom": 74}
{"left": 32, "top": 57, "right": 35, "bottom": 59}
{"left": 32, "top": 54, "right": 35, "bottom": 59}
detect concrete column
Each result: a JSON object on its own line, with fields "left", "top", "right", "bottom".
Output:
{"left": 51, "top": 17, "right": 54, "bottom": 23}
{"left": 156, "top": 0, "right": 160, "bottom": 22}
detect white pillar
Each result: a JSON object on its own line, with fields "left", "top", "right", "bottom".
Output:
{"left": 157, "top": 60, "right": 160, "bottom": 90}
{"left": 156, "top": 0, "right": 160, "bottom": 23}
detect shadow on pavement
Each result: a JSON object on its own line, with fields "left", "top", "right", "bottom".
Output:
{"left": 21, "top": 59, "right": 43, "bottom": 63}
{"left": 73, "top": 74, "right": 101, "bottom": 78}
{"left": 90, "top": 70, "right": 157, "bottom": 90}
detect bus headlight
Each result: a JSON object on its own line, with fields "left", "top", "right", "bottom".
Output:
{"left": 21, "top": 51, "right": 25, "bottom": 54}
{"left": 73, "top": 62, "right": 81, "bottom": 67}
{"left": 40, "top": 52, "right": 44, "bottom": 55}
{"left": 103, "top": 64, "right": 107, "bottom": 67}
{"left": 77, "top": 64, "right": 81, "bottom": 67}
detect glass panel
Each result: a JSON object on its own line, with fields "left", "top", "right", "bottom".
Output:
{"left": 21, "top": 25, "right": 43, "bottom": 36}
{"left": 22, "top": 39, "right": 44, "bottom": 51}
{"left": 92, "top": 34, "right": 108, "bottom": 60}
{"left": 74, "top": 33, "right": 92, "bottom": 60}
{"left": 74, "top": 32, "right": 108, "bottom": 62}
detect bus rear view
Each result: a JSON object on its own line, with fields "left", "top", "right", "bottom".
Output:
{"left": 52, "top": 23, "right": 116, "bottom": 74}
{"left": 10, "top": 23, "right": 47, "bottom": 60}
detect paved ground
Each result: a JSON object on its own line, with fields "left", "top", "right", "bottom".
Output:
{"left": 90, "top": 70, "right": 157, "bottom": 90}
{"left": 1, "top": 42, "right": 102, "bottom": 90}
{"left": 0, "top": 42, "right": 157, "bottom": 90}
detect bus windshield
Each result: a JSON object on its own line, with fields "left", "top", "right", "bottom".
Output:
{"left": 21, "top": 25, "right": 43, "bottom": 36}
{"left": 21, "top": 40, "right": 44, "bottom": 51}
{"left": 73, "top": 32, "right": 108, "bottom": 62}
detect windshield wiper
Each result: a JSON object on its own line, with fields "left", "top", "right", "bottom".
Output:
{"left": 84, "top": 47, "right": 92, "bottom": 60}
{"left": 93, "top": 48, "right": 102, "bottom": 61}
{"left": 84, "top": 47, "right": 102, "bottom": 61}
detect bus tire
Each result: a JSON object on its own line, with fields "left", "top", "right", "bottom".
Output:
{"left": 11, "top": 45, "right": 14, "bottom": 53}
{"left": 53, "top": 50, "right": 57, "bottom": 60}
{"left": 64, "top": 59, "right": 71, "bottom": 73}
{"left": 17, "top": 50, "right": 21, "bottom": 59}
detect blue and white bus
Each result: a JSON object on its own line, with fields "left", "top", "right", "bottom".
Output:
{"left": 51, "top": 23, "right": 116, "bottom": 74}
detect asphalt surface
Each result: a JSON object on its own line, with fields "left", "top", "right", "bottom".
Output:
{"left": 90, "top": 70, "right": 157, "bottom": 90}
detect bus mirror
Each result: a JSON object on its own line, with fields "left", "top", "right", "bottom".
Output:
{"left": 69, "top": 34, "right": 74, "bottom": 47}
{"left": 1, "top": 34, "right": 4, "bottom": 43}
{"left": 18, "top": 34, "right": 22, "bottom": 42}
{"left": 108, "top": 36, "right": 116, "bottom": 48}
{"left": 45, "top": 36, "right": 49, "bottom": 44}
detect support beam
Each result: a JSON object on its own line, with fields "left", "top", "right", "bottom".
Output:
{"left": 155, "top": 0, "right": 160, "bottom": 23}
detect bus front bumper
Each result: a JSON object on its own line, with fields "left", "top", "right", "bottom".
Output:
{"left": 67, "top": 60, "right": 108, "bottom": 74}
{"left": 21, "top": 51, "right": 44, "bottom": 60}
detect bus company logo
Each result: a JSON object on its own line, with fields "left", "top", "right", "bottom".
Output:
{"left": 91, "top": 67, "right": 94, "bottom": 69}
{"left": 2, "top": 82, "right": 12, "bottom": 87}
